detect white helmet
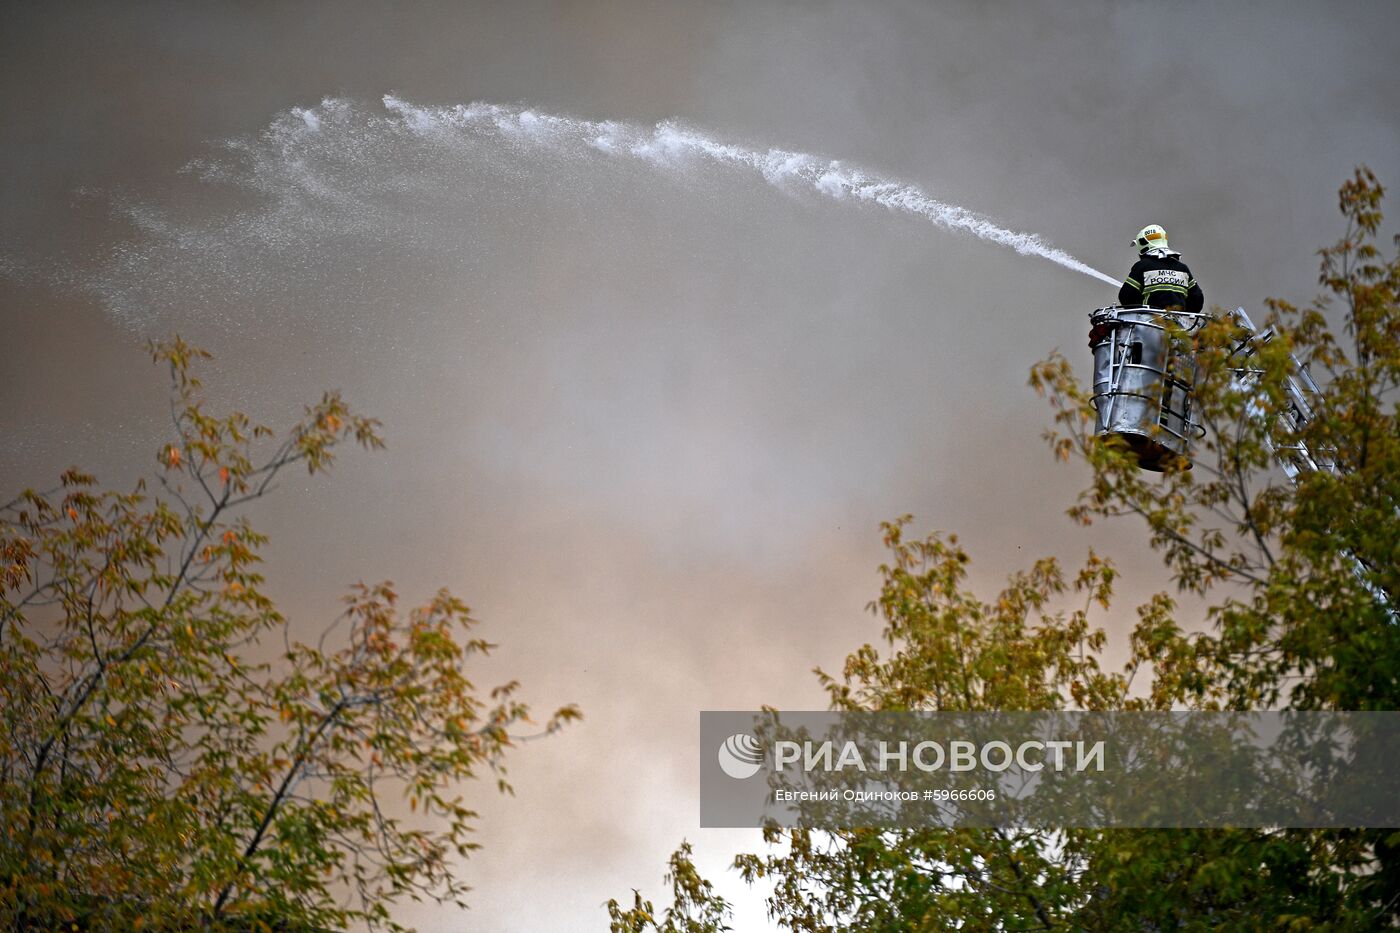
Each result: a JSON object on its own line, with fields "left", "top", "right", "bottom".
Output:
{"left": 1132, "top": 224, "right": 1169, "bottom": 254}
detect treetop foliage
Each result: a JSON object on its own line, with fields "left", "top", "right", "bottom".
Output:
{"left": 1, "top": 338, "right": 580, "bottom": 931}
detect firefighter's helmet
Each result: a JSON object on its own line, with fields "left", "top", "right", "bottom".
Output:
{"left": 1132, "top": 224, "right": 1169, "bottom": 254}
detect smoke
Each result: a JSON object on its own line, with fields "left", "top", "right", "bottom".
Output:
{"left": 79, "top": 95, "right": 1115, "bottom": 327}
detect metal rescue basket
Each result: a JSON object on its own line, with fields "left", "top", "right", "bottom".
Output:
{"left": 1088, "top": 306, "right": 1207, "bottom": 471}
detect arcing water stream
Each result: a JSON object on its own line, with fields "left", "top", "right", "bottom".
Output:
{"left": 377, "top": 95, "right": 1118, "bottom": 285}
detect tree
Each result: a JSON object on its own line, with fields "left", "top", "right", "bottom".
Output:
{"left": 607, "top": 841, "right": 734, "bottom": 933}
{"left": 622, "top": 169, "right": 1400, "bottom": 929}
{"left": 0, "top": 339, "right": 580, "bottom": 931}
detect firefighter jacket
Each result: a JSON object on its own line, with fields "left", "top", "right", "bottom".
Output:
{"left": 1118, "top": 249, "right": 1204, "bottom": 312}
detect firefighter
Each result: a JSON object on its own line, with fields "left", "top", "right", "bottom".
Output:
{"left": 1118, "top": 224, "right": 1204, "bottom": 313}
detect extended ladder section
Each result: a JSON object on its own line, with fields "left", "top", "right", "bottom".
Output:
{"left": 1224, "top": 306, "right": 1335, "bottom": 480}
{"left": 1223, "top": 308, "right": 1391, "bottom": 618}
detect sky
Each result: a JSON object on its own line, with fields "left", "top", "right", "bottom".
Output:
{"left": 3, "top": 2, "right": 1399, "bottom": 929}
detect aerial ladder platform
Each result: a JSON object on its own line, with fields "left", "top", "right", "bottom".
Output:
{"left": 1088, "top": 304, "right": 1391, "bottom": 616}
{"left": 1089, "top": 304, "right": 1329, "bottom": 477}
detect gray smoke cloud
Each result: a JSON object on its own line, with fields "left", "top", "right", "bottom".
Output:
{"left": 3, "top": 3, "right": 1398, "bottom": 930}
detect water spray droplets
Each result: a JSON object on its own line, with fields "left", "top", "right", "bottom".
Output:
{"left": 373, "top": 95, "right": 1117, "bottom": 285}
{"left": 72, "top": 95, "right": 1117, "bottom": 328}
